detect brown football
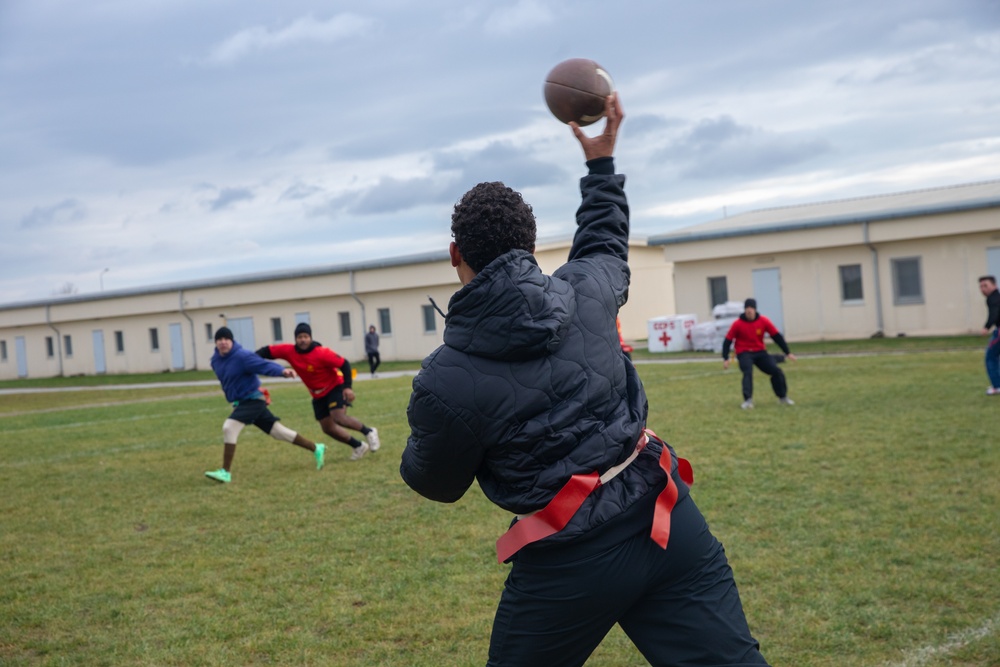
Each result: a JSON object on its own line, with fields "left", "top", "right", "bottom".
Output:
{"left": 543, "top": 58, "right": 615, "bottom": 126}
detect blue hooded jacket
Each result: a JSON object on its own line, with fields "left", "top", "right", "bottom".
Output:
{"left": 211, "top": 340, "right": 285, "bottom": 403}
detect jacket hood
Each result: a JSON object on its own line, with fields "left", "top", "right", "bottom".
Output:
{"left": 444, "top": 250, "right": 575, "bottom": 361}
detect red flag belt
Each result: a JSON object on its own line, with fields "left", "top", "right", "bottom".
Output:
{"left": 495, "top": 429, "right": 694, "bottom": 564}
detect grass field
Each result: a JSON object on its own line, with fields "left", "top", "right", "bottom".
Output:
{"left": 1, "top": 342, "right": 998, "bottom": 666}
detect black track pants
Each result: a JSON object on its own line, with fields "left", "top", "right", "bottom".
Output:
{"left": 486, "top": 495, "right": 769, "bottom": 667}
{"left": 737, "top": 350, "right": 787, "bottom": 400}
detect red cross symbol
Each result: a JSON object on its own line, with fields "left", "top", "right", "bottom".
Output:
{"left": 659, "top": 331, "right": 671, "bottom": 346}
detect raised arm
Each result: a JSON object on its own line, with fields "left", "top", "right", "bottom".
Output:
{"left": 241, "top": 348, "right": 287, "bottom": 377}
{"left": 563, "top": 93, "right": 630, "bottom": 295}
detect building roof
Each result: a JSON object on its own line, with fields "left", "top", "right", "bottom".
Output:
{"left": 2, "top": 236, "right": 654, "bottom": 312}
{"left": 648, "top": 179, "right": 1000, "bottom": 246}
{"left": 1, "top": 250, "right": 451, "bottom": 312}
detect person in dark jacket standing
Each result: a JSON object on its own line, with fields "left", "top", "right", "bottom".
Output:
{"left": 364, "top": 325, "right": 381, "bottom": 377}
{"left": 722, "top": 299, "right": 797, "bottom": 409}
{"left": 401, "top": 95, "right": 768, "bottom": 667}
{"left": 980, "top": 275, "right": 1000, "bottom": 395}
{"left": 205, "top": 327, "right": 325, "bottom": 484}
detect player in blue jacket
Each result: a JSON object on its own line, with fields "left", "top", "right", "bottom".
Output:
{"left": 205, "top": 327, "right": 325, "bottom": 483}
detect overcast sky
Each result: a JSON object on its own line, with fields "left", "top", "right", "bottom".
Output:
{"left": 1, "top": 0, "right": 998, "bottom": 304}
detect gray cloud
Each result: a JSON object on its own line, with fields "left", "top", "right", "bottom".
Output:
{"left": 206, "top": 187, "right": 255, "bottom": 211}
{"left": 313, "top": 140, "right": 565, "bottom": 218}
{"left": 19, "top": 199, "right": 87, "bottom": 229}
{"left": 623, "top": 114, "right": 684, "bottom": 139}
{"left": 311, "top": 142, "right": 565, "bottom": 216}
{"left": 327, "top": 175, "right": 450, "bottom": 216}
{"left": 435, "top": 141, "right": 567, "bottom": 192}
{"left": 203, "top": 13, "right": 376, "bottom": 66}
{"left": 657, "top": 116, "right": 833, "bottom": 180}
{"left": 484, "top": 0, "right": 555, "bottom": 36}
{"left": 279, "top": 183, "right": 324, "bottom": 202}
{"left": 88, "top": 246, "right": 130, "bottom": 262}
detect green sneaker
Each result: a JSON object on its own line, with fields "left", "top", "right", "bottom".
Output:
{"left": 205, "top": 468, "right": 231, "bottom": 484}
{"left": 314, "top": 443, "right": 326, "bottom": 470}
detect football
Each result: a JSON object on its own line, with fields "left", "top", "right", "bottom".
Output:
{"left": 543, "top": 58, "right": 615, "bottom": 126}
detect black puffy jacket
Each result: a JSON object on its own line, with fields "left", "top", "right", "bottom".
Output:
{"left": 401, "top": 160, "right": 678, "bottom": 550}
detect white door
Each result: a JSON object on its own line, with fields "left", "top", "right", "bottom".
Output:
{"left": 92, "top": 330, "right": 106, "bottom": 374}
{"left": 227, "top": 317, "right": 255, "bottom": 349}
{"left": 15, "top": 336, "right": 28, "bottom": 378}
{"left": 987, "top": 247, "right": 1000, "bottom": 280}
{"left": 752, "top": 268, "right": 785, "bottom": 333}
{"left": 169, "top": 323, "right": 185, "bottom": 370}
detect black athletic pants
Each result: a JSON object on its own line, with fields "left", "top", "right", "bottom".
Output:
{"left": 486, "top": 494, "right": 769, "bottom": 667}
{"left": 737, "top": 350, "right": 787, "bottom": 400}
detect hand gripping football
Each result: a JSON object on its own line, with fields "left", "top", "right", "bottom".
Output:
{"left": 543, "top": 58, "right": 615, "bottom": 126}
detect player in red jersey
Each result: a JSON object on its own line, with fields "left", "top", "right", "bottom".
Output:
{"left": 722, "top": 299, "right": 797, "bottom": 409}
{"left": 257, "top": 323, "right": 380, "bottom": 460}
{"left": 616, "top": 317, "right": 633, "bottom": 361}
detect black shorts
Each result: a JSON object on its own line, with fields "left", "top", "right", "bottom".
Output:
{"left": 228, "top": 399, "right": 279, "bottom": 434}
{"left": 312, "top": 385, "right": 350, "bottom": 420}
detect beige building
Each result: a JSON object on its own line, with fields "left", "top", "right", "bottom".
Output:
{"left": 10, "top": 176, "right": 995, "bottom": 381}
{"left": 649, "top": 180, "right": 1000, "bottom": 340}
{"left": 0, "top": 241, "right": 671, "bottom": 380}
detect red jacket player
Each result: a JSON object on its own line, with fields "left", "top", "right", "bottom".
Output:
{"left": 257, "top": 323, "right": 381, "bottom": 460}
{"left": 722, "top": 299, "right": 797, "bottom": 409}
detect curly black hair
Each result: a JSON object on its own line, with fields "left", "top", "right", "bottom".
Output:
{"left": 451, "top": 182, "right": 536, "bottom": 274}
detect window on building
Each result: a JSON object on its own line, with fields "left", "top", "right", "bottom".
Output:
{"left": 115, "top": 331, "right": 125, "bottom": 353}
{"left": 271, "top": 317, "right": 283, "bottom": 342}
{"left": 0, "top": 340, "right": 6, "bottom": 362}
{"left": 46, "top": 336, "right": 55, "bottom": 358}
{"left": 150, "top": 328, "right": 160, "bottom": 351}
{"left": 338, "top": 311, "right": 352, "bottom": 339}
{"left": 422, "top": 304, "right": 437, "bottom": 333}
{"left": 891, "top": 257, "right": 924, "bottom": 305}
{"left": 378, "top": 308, "right": 392, "bottom": 335}
{"left": 64, "top": 335, "right": 73, "bottom": 357}
{"left": 205, "top": 323, "right": 213, "bottom": 341}
{"left": 838, "top": 264, "right": 864, "bottom": 302}
{"left": 708, "top": 276, "right": 728, "bottom": 308}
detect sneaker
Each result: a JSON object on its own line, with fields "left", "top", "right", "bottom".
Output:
{"left": 779, "top": 397, "right": 795, "bottom": 405}
{"left": 350, "top": 441, "right": 370, "bottom": 461}
{"left": 314, "top": 443, "right": 326, "bottom": 470}
{"left": 366, "top": 428, "right": 381, "bottom": 452}
{"left": 987, "top": 387, "right": 1000, "bottom": 396}
{"left": 205, "top": 469, "right": 231, "bottom": 484}
{"left": 741, "top": 399, "right": 754, "bottom": 410}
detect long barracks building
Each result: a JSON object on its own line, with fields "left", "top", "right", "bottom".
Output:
{"left": 0, "top": 240, "right": 671, "bottom": 380}
{"left": 2, "top": 179, "right": 998, "bottom": 380}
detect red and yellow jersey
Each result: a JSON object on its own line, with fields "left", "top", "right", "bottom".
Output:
{"left": 264, "top": 343, "right": 346, "bottom": 397}
{"left": 724, "top": 315, "right": 779, "bottom": 355}
{"left": 616, "top": 317, "right": 633, "bottom": 353}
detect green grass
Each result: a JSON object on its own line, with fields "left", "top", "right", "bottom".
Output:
{"left": 0, "top": 360, "right": 421, "bottom": 390}
{"left": 0, "top": 335, "right": 982, "bottom": 390}
{"left": 1, "top": 343, "right": 998, "bottom": 666}
{"left": 628, "top": 333, "right": 984, "bottom": 362}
